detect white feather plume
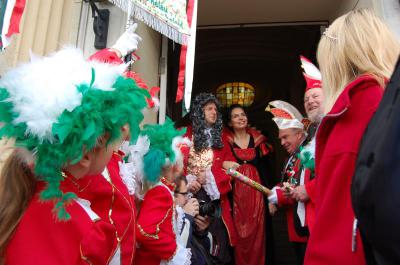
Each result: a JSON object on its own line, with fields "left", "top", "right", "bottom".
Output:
{"left": 172, "top": 136, "right": 192, "bottom": 168}
{"left": 151, "top": 97, "right": 160, "bottom": 112}
{"left": 301, "top": 137, "right": 316, "bottom": 159}
{"left": 118, "top": 136, "right": 150, "bottom": 197}
{"left": 300, "top": 56, "right": 321, "bottom": 80}
{"left": 119, "top": 161, "right": 138, "bottom": 196}
{"left": 0, "top": 48, "right": 125, "bottom": 141}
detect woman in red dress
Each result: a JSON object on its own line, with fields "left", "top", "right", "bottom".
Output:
{"left": 225, "top": 104, "right": 273, "bottom": 265}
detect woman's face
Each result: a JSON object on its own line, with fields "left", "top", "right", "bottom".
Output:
{"left": 229, "top": 107, "right": 248, "bottom": 130}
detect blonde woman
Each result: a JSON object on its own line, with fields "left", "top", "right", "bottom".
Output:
{"left": 304, "top": 9, "right": 400, "bottom": 265}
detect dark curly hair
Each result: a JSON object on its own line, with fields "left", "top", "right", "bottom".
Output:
{"left": 190, "top": 93, "right": 224, "bottom": 152}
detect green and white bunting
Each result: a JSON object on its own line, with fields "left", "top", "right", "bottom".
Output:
{"left": 109, "top": 0, "right": 190, "bottom": 45}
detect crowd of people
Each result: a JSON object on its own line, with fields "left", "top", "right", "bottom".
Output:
{"left": 0, "top": 7, "right": 399, "bottom": 265}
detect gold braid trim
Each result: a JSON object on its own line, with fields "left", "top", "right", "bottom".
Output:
{"left": 106, "top": 242, "right": 120, "bottom": 265}
{"left": 80, "top": 245, "right": 93, "bottom": 265}
{"left": 113, "top": 151, "right": 124, "bottom": 159}
{"left": 109, "top": 181, "right": 134, "bottom": 241}
{"left": 137, "top": 207, "right": 173, "bottom": 239}
{"left": 167, "top": 244, "right": 178, "bottom": 262}
{"left": 102, "top": 169, "right": 122, "bottom": 243}
{"left": 166, "top": 204, "right": 178, "bottom": 261}
{"left": 62, "top": 171, "right": 92, "bottom": 192}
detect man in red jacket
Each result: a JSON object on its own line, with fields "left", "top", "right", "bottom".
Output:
{"left": 267, "top": 100, "right": 308, "bottom": 265}
{"left": 290, "top": 56, "right": 324, "bottom": 233}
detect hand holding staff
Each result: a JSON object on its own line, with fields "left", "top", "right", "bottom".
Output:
{"left": 226, "top": 168, "right": 272, "bottom": 197}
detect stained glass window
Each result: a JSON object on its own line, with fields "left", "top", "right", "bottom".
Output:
{"left": 216, "top": 82, "right": 255, "bottom": 108}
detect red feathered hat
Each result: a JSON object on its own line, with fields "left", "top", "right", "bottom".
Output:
{"left": 300, "top": 55, "right": 322, "bottom": 92}
{"left": 124, "top": 71, "right": 160, "bottom": 109}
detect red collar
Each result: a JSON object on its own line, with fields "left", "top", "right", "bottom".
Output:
{"left": 224, "top": 127, "right": 266, "bottom": 147}
{"left": 327, "top": 75, "right": 382, "bottom": 117}
{"left": 61, "top": 170, "right": 93, "bottom": 193}
{"left": 160, "top": 177, "right": 176, "bottom": 192}
{"left": 113, "top": 150, "right": 125, "bottom": 159}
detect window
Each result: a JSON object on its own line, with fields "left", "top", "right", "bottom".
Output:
{"left": 216, "top": 82, "right": 255, "bottom": 108}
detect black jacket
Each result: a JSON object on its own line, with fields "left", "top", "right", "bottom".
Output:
{"left": 351, "top": 58, "right": 400, "bottom": 265}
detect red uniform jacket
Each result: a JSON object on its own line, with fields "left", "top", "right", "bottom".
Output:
{"left": 135, "top": 181, "right": 178, "bottom": 265}
{"left": 6, "top": 183, "right": 118, "bottom": 265}
{"left": 61, "top": 153, "right": 136, "bottom": 265}
{"left": 182, "top": 126, "right": 237, "bottom": 246}
{"left": 305, "top": 75, "right": 384, "bottom": 265}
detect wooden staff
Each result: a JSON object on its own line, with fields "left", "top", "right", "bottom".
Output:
{"left": 226, "top": 168, "right": 272, "bottom": 197}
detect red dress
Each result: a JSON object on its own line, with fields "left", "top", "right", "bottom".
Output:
{"left": 304, "top": 75, "right": 384, "bottom": 265}
{"left": 226, "top": 128, "right": 271, "bottom": 265}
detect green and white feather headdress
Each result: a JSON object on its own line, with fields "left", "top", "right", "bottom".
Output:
{"left": 140, "top": 118, "right": 190, "bottom": 184}
{"left": 0, "top": 48, "right": 149, "bottom": 219}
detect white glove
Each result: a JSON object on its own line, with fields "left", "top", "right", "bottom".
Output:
{"left": 112, "top": 23, "right": 142, "bottom": 57}
{"left": 268, "top": 187, "right": 278, "bottom": 204}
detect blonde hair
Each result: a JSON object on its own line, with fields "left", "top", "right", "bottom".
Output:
{"left": 0, "top": 138, "right": 15, "bottom": 176}
{"left": 0, "top": 149, "right": 36, "bottom": 261}
{"left": 317, "top": 9, "right": 400, "bottom": 112}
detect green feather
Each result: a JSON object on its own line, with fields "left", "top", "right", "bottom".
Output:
{"left": 89, "top": 68, "right": 95, "bottom": 88}
{"left": 298, "top": 146, "right": 315, "bottom": 172}
{"left": 143, "top": 149, "right": 166, "bottom": 183}
{"left": 140, "top": 117, "right": 185, "bottom": 182}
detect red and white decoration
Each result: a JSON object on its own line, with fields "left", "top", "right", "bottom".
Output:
{"left": 1, "top": 0, "right": 26, "bottom": 50}
{"left": 300, "top": 55, "right": 322, "bottom": 91}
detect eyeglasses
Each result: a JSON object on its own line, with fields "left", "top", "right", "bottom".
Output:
{"left": 175, "top": 191, "right": 193, "bottom": 199}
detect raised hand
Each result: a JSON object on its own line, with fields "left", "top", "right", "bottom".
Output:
{"left": 111, "top": 23, "right": 142, "bottom": 58}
